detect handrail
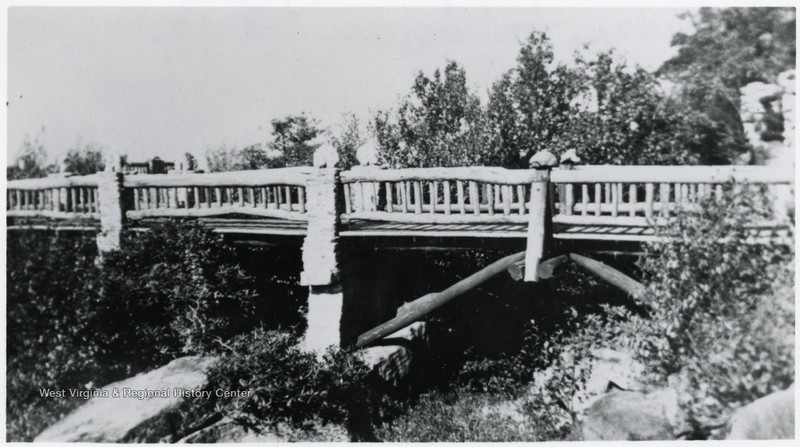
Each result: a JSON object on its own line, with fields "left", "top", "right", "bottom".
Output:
{"left": 551, "top": 165, "right": 794, "bottom": 184}
{"left": 341, "top": 167, "right": 548, "bottom": 184}
{"left": 123, "top": 167, "right": 314, "bottom": 188}
{"left": 7, "top": 174, "right": 100, "bottom": 190}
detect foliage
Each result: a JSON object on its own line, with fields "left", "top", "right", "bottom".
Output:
{"left": 373, "top": 61, "right": 495, "bottom": 168}
{"left": 267, "top": 114, "right": 322, "bottom": 167}
{"left": 206, "top": 328, "right": 370, "bottom": 434}
{"left": 205, "top": 143, "right": 283, "bottom": 172}
{"left": 374, "top": 33, "right": 739, "bottom": 168}
{"left": 375, "top": 387, "right": 572, "bottom": 442}
{"left": 658, "top": 8, "right": 796, "bottom": 160}
{"left": 7, "top": 130, "right": 54, "bottom": 180}
{"left": 5, "top": 222, "right": 272, "bottom": 440}
{"left": 327, "top": 112, "right": 362, "bottom": 169}
{"left": 63, "top": 140, "right": 105, "bottom": 175}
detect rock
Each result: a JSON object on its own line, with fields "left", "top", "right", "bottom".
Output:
{"left": 356, "top": 138, "right": 380, "bottom": 166}
{"left": 361, "top": 321, "right": 428, "bottom": 387}
{"left": 312, "top": 143, "right": 339, "bottom": 168}
{"left": 35, "top": 356, "right": 217, "bottom": 442}
{"left": 529, "top": 150, "right": 558, "bottom": 168}
{"left": 727, "top": 384, "right": 794, "bottom": 440}
{"left": 581, "top": 389, "right": 685, "bottom": 440}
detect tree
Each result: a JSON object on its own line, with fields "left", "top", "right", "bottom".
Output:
{"left": 63, "top": 140, "right": 105, "bottom": 175}
{"left": 373, "top": 61, "right": 494, "bottom": 168}
{"left": 8, "top": 130, "right": 53, "bottom": 180}
{"left": 658, "top": 8, "right": 796, "bottom": 162}
{"left": 267, "top": 114, "right": 321, "bottom": 167}
{"left": 328, "top": 113, "right": 363, "bottom": 170}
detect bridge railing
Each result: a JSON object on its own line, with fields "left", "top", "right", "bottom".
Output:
{"left": 550, "top": 165, "right": 794, "bottom": 227}
{"left": 7, "top": 175, "right": 101, "bottom": 219}
{"left": 339, "top": 167, "right": 550, "bottom": 224}
{"left": 123, "top": 167, "right": 315, "bottom": 221}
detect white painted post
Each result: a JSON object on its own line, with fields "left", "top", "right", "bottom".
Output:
{"left": 301, "top": 144, "right": 344, "bottom": 354}
{"left": 96, "top": 156, "right": 125, "bottom": 255}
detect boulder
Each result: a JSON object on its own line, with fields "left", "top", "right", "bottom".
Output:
{"left": 361, "top": 321, "right": 428, "bottom": 387}
{"left": 581, "top": 389, "right": 686, "bottom": 440}
{"left": 35, "top": 356, "right": 216, "bottom": 442}
{"left": 727, "top": 384, "right": 794, "bottom": 440}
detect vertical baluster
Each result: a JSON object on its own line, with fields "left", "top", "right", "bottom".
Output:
{"left": 37, "top": 190, "right": 43, "bottom": 211}
{"left": 517, "top": 184, "right": 526, "bottom": 216}
{"left": 401, "top": 181, "right": 409, "bottom": 213}
{"left": 413, "top": 181, "right": 422, "bottom": 214}
{"left": 611, "top": 183, "right": 619, "bottom": 217}
{"left": 259, "top": 187, "right": 267, "bottom": 208}
{"left": 443, "top": 180, "right": 451, "bottom": 215}
{"left": 645, "top": 183, "right": 654, "bottom": 219}
{"left": 298, "top": 187, "right": 306, "bottom": 213}
{"left": 486, "top": 184, "right": 495, "bottom": 215}
{"left": 594, "top": 183, "right": 602, "bottom": 216}
{"left": 371, "top": 182, "right": 379, "bottom": 211}
{"left": 386, "top": 182, "right": 394, "bottom": 213}
{"left": 715, "top": 184, "right": 723, "bottom": 202}
{"left": 697, "top": 184, "right": 706, "bottom": 200}
{"left": 494, "top": 185, "right": 501, "bottom": 210}
{"left": 52, "top": 189, "right": 58, "bottom": 211}
{"left": 502, "top": 185, "right": 512, "bottom": 215}
{"left": 604, "top": 183, "right": 611, "bottom": 204}
{"left": 355, "top": 182, "right": 365, "bottom": 212}
{"left": 211, "top": 187, "right": 218, "bottom": 207}
{"left": 581, "top": 184, "right": 589, "bottom": 216}
{"left": 133, "top": 188, "right": 140, "bottom": 211}
{"left": 681, "top": 184, "right": 689, "bottom": 204}
{"left": 192, "top": 187, "right": 200, "bottom": 209}
{"left": 173, "top": 188, "right": 179, "bottom": 208}
{"left": 660, "top": 183, "right": 670, "bottom": 218}
{"left": 343, "top": 183, "right": 352, "bottom": 213}
{"left": 564, "top": 184, "right": 574, "bottom": 216}
{"left": 285, "top": 186, "right": 292, "bottom": 210}
{"left": 628, "top": 184, "right": 637, "bottom": 217}
{"left": 457, "top": 181, "right": 466, "bottom": 214}
{"left": 469, "top": 181, "right": 479, "bottom": 215}
{"left": 689, "top": 184, "right": 697, "bottom": 203}
{"left": 92, "top": 188, "right": 99, "bottom": 213}
{"left": 430, "top": 181, "right": 438, "bottom": 214}
{"left": 249, "top": 188, "right": 256, "bottom": 208}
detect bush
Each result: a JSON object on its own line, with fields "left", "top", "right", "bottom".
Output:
{"left": 519, "top": 188, "right": 794, "bottom": 438}
{"left": 5, "top": 221, "right": 279, "bottom": 440}
{"left": 205, "top": 328, "right": 370, "bottom": 436}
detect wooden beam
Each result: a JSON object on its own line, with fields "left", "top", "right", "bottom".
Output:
{"left": 356, "top": 251, "right": 525, "bottom": 348}
{"left": 507, "top": 254, "right": 569, "bottom": 282}
{"left": 568, "top": 253, "right": 646, "bottom": 300}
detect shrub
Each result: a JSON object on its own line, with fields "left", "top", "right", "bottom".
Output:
{"left": 520, "top": 188, "right": 794, "bottom": 438}
{"left": 5, "top": 221, "right": 275, "bottom": 440}
{"left": 205, "top": 328, "right": 370, "bottom": 435}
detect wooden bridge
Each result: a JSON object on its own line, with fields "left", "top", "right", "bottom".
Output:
{"left": 6, "top": 156, "right": 794, "bottom": 350}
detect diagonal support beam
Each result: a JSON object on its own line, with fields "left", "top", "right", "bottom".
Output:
{"left": 568, "top": 253, "right": 646, "bottom": 301}
{"left": 356, "top": 251, "right": 525, "bottom": 348}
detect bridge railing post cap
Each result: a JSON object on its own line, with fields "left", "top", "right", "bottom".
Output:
{"left": 560, "top": 149, "right": 582, "bottom": 165}
{"left": 312, "top": 143, "right": 339, "bottom": 169}
{"left": 529, "top": 150, "right": 558, "bottom": 169}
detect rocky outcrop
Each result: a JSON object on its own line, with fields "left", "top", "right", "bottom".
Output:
{"left": 361, "top": 321, "right": 429, "bottom": 387}
{"left": 727, "top": 384, "right": 795, "bottom": 440}
{"left": 35, "top": 356, "right": 217, "bottom": 442}
{"left": 581, "top": 389, "right": 687, "bottom": 440}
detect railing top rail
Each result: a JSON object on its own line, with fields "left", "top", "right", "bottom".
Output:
{"left": 340, "top": 167, "right": 549, "bottom": 184}
{"left": 7, "top": 174, "right": 101, "bottom": 190}
{"left": 122, "top": 167, "right": 315, "bottom": 188}
{"left": 551, "top": 165, "right": 794, "bottom": 184}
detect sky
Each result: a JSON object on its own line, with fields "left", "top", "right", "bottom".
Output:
{"left": 7, "top": 7, "right": 695, "bottom": 165}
